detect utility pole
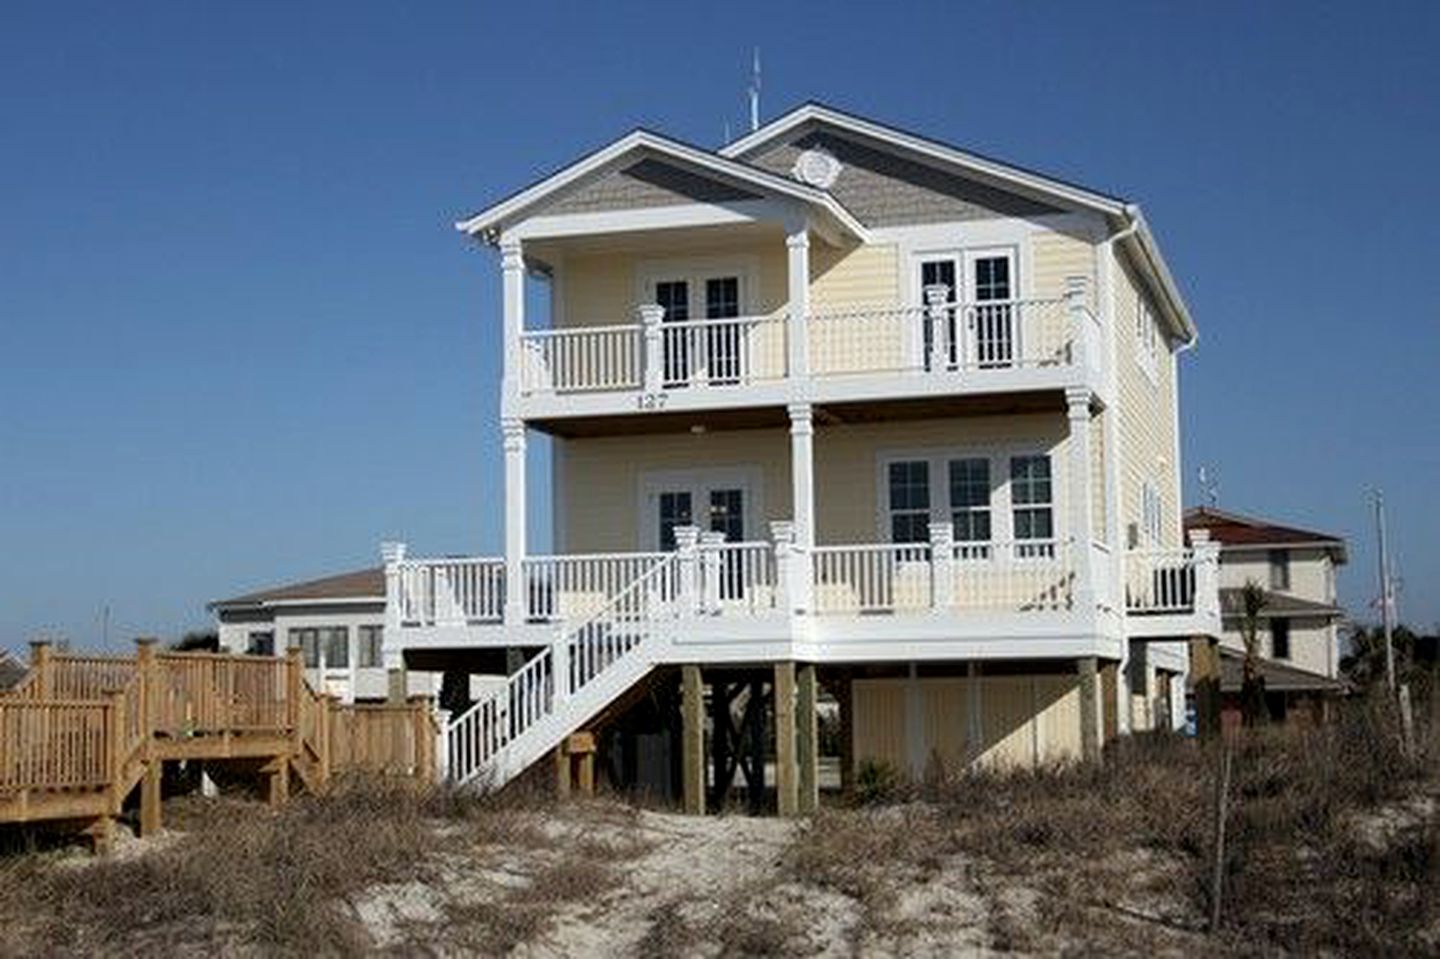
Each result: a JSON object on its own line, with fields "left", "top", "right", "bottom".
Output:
{"left": 748, "top": 48, "right": 761, "bottom": 133}
{"left": 1374, "top": 489, "right": 1396, "bottom": 693}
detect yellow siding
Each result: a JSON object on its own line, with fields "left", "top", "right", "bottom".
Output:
{"left": 1113, "top": 251, "right": 1181, "bottom": 548}
{"left": 555, "top": 243, "right": 789, "bottom": 328}
{"left": 1031, "top": 229, "right": 1096, "bottom": 364}
{"left": 850, "top": 673, "right": 1083, "bottom": 777}
{"left": 809, "top": 242, "right": 899, "bottom": 310}
{"left": 558, "top": 414, "right": 1070, "bottom": 552}
{"left": 853, "top": 680, "right": 907, "bottom": 771}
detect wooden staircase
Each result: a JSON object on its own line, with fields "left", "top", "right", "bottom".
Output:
{"left": 1, "top": 641, "right": 439, "bottom": 851}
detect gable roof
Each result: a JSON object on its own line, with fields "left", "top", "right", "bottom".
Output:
{"left": 1186, "top": 506, "right": 1347, "bottom": 562}
{"left": 455, "top": 128, "right": 870, "bottom": 244}
{"left": 722, "top": 102, "right": 1196, "bottom": 344}
{"left": 210, "top": 567, "right": 384, "bottom": 610}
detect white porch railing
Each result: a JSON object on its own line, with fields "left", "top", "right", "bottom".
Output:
{"left": 699, "top": 540, "right": 779, "bottom": 615}
{"left": 518, "top": 311, "right": 787, "bottom": 395}
{"left": 1123, "top": 548, "right": 1198, "bottom": 614}
{"left": 656, "top": 315, "right": 788, "bottom": 388}
{"left": 807, "top": 298, "right": 1070, "bottom": 378}
{"left": 522, "top": 552, "right": 670, "bottom": 621}
{"left": 950, "top": 540, "right": 1074, "bottom": 611}
{"left": 395, "top": 558, "right": 505, "bottom": 626}
{"left": 813, "top": 543, "right": 935, "bottom": 614}
{"left": 521, "top": 324, "right": 642, "bottom": 393}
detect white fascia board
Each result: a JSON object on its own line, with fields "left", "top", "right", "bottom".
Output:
{"left": 722, "top": 104, "right": 1129, "bottom": 217}
{"left": 457, "top": 129, "right": 868, "bottom": 244}
{"left": 209, "top": 596, "right": 383, "bottom": 612}
{"left": 509, "top": 199, "right": 792, "bottom": 242}
{"left": 1119, "top": 207, "right": 1197, "bottom": 345}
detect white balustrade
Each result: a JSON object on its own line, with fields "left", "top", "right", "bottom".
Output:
{"left": 807, "top": 298, "right": 1070, "bottom": 378}
{"left": 812, "top": 543, "right": 934, "bottom": 614}
{"left": 1123, "top": 548, "right": 1198, "bottom": 614}
{"left": 656, "top": 315, "right": 787, "bottom": 388}
{"left": 698, "top": 540, "right": 778, "bottom": 615}
{"left": 520, "top": 324, "right": 643, "bottom": 393}
{"left": 395, "top": 558, "right": 506, "bottom": 626}
{"left": 951, "top": 540, "right": 1074, "bottom": 611}
{"left": 523, "top": 553, "right": 670, "bottom": 621}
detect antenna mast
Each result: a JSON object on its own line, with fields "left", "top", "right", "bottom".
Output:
{"left": 748, "top": 48, "right": 761, "bottom": 132}
{"left": 1374, "top": 489, "right": 1397, "bottom": 692}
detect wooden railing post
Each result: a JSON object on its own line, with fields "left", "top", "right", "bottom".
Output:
{"left": 929, "top": 521, "right": 956, "bottom": 610}
{"left": 135, "top": 638, "right": 158, "bottom": 738}
{"left": 29, "top": 641, "right": 52, "bottom": 699}
{"left": 106, "top": 690, "right": 125, "bottom": 807}
{"left": 639, "top": 303, "right": 665, "bottom": 394}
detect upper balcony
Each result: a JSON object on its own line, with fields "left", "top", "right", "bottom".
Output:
{"left": 515, "top": 287, "right": 1104, "bottom": 428}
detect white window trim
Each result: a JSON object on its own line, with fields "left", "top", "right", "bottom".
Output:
{"left": 1135, "top": 293, "right": 1160, "bottom": 384}
{"left": 637, "top": 465, "right": 765, "bottom": 550}
{"left": 874, "top": 442, "right": 1066, "bottom": 546}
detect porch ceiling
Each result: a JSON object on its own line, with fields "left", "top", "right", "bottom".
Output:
{"left": 531, "top": 389, "right": 1067, "bottom": 438}
{"left": 523, "top": 220, "right": 786, "bottom": 267}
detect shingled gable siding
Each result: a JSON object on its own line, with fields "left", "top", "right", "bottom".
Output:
{"left": 542, "top": 158, "right": 760, "bottom": 216}
{"left": 746, "top": 131, "right": 1061, "bottom": 227}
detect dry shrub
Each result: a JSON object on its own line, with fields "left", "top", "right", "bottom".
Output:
{"left": 0, "top": 775, "right": 544, "bottom": 956}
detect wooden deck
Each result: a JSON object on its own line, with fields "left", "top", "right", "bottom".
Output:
{"left": 1, "top": 641, "right": 439, "bottom": 851}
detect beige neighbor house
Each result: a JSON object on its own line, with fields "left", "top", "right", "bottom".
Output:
{"left": 210, "top": 568, "right": 443, "bottom": 704}
{"left": 1183, "top": 506, "right": 1349, "bottom": 723}
{"left": 384, "top": 103, "right": 1222, "bottom": 812}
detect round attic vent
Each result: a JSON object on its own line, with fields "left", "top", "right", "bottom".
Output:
{"left": 792, "top": 148, "right": 841, "bottom": 189}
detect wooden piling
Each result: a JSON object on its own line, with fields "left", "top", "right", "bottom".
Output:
{"left": 797, "top": 663, "right": 818, "bottom": 814}
{"left": 681, "top": 666, "right": 704, "bottom": 815}
{"left": 775, "top": 662, "right": 798, "bottom": 817}
{"left": 1078, "top": 657, "right": 1101, "bottom": 764}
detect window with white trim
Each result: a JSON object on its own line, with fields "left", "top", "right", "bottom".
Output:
{"left": 357, "top": 625, "right": 384, "bottom": 669}
{"left": 1009, "top": 455, "right": 1054, "bottom": 556}
{"left": 887, "top": 460, "right": 931, "bottom": 544}
{"left": 948, "top": 458, "right": 992, "bottom": 558}
{"left": 1135, "top": 296, "right": 1159, "bottom": 380}
{"left": 1141, "top": 482, "right": 1163, "bottom": 545}
{"left": 288, "top": 626, "right": 348, "bottom": 669}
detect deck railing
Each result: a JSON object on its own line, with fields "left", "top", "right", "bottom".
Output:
{"left": 519, "top": 312, "right": 787, "bottom": 395}
{"left": 0, "top": 699, "right": 113, "bottom": 790}
{"left": 1123, "top": 548, "right": 1198, "bottom": 614}
{"left": 807, "top": 298, "right": 1071, "bottom": 377}
{"left": 813, "top": 542, "right": 935, "bottom": 614}
{"left": 395, "top": 558, "right": 506, "bottom": 626}
{"left": 523, "top": 552, "right": 670, "bottom": 621}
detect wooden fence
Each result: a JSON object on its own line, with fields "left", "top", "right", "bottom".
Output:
{"left": 1, "top": 641, "right": 440, "bottom": 807}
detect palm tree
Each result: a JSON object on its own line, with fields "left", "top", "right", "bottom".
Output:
{"left": 1238, "top": 581, "right": 1268, "bottom": 726}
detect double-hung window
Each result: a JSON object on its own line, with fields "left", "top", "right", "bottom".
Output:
{"left": 1136, "top": 296, "right": 1159, "bottom": 380}
{"left": 1268, "top": 549, "right": 1290, "bottom": 591}
{"left": 357, "top": 625, "right": 384, "bottom": 669}
{"left": 1010, "top": 455, "right": 1055, "bottom": 557}
{"left": 289, "top": 626, "right": 348, "bottom": 669}
{"left": 1270, "top": 618, "right": 1291, "bottom": 660}
{"left": 948, "top": 458, "right": 992, "bottom": 558}
{"left": 887, "top": 461, "right": 931, "bottom": 544}
{"left": 1142, "top": 482, "right": 1163, "bottom": 545}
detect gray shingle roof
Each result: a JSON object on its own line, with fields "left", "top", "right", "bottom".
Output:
{"left": 210, "top": 567, "right": 384, "bottom": 608}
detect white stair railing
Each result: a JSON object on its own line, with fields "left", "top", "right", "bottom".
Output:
{"left": 445, "top": 553, "right": 680, "bottom": 788}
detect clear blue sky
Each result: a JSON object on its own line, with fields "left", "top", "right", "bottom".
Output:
{"left": 3, "top": 1, "right": 1437, "bottom": 654}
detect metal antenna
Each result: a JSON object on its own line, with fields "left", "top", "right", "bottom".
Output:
{"left": 1197, "top": 466, "right": 1219, "bottom": 507}
{"left": 1374, "top": 489, "right": 1397, "bottom": 692}
{"left": 748, "top": 48, "right": 762, "bottom": 132}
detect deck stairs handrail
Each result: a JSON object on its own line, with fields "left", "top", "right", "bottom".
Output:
{"left": 445, "top": 553, "right": 681, "bottom": 788}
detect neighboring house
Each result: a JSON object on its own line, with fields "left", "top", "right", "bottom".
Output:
{"left": 1184, "top": 506, "right": 1349, "bottom": 722}
{"left": 210, "top": 567, "right": 441, "bottom": 704}
{"left": 383, "top": 102, "right": 1222, "bottom": 805}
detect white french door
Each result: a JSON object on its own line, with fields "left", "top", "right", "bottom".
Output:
{"left": 649, "top": 273, "right": 743, "bottom": 387}
{"left": 913, "top": 248, "right": 1018, "bottom": 370}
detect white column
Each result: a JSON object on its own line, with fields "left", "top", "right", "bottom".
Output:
{"left": 674, "top": 525, "right": 701, "bottom": 615}
{"left": 501, "top": 240, "right": 525, "bottom": 400}
{"left": 1066, "top": 387, "right": 1095, "bottom": 611}
{"left": 699, "top": 530, "right": 725, "bottom": 614}
{"left": 381, "top": 541, "right": 406, "bottom": 645}
{"left": 788, "top": 403, "right": 815, "bottom": 549}
{"left": 638, "top": 303, "right": 665, "bottom": 394}
{"left": 1191, "top": 529, "right": 1221, "bottom": 626}
{"left": 786, "top": 227, "right": 810, "bottom": 379}
{"left": 929, "top": 521, "right": 955, "bottom": 611}
{"left": 1065, "top": 274, "right": 1090, "bottom": 375}
{"left": 770, "top": 520, "right": 796, "bottom": 615}
{"left": 502, "top": 418, "right": 527, "bottom": 625}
